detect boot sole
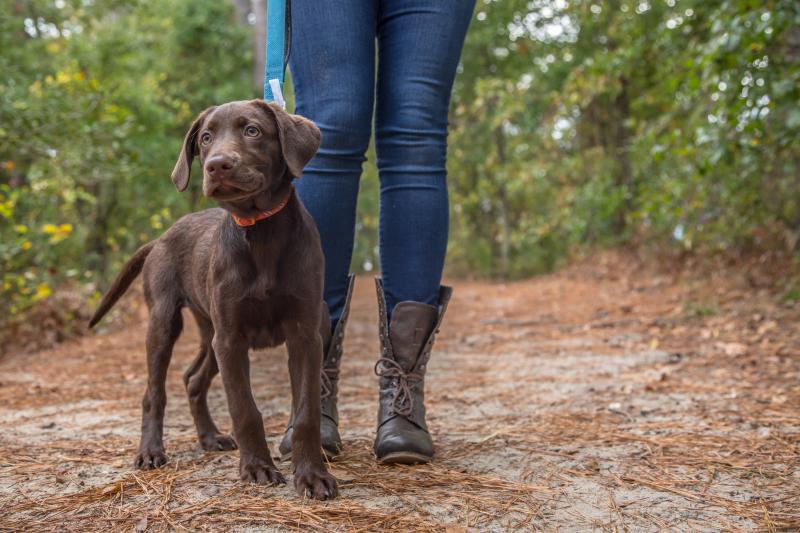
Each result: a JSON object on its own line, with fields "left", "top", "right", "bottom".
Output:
{"left": 377, "top": 451, "right": 432, "bottom": 465}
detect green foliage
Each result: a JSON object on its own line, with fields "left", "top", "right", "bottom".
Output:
{"left": 782, "top": 286, "right": 800, "bottom": 303}
{"left": 0, "top": 0, "right": 254, "bottom": 318}
{"left": 447, "top": 0, "right": 800, "bottom": 277}
{"left": 684, "top": 300, "right": 720, "bottom": 318}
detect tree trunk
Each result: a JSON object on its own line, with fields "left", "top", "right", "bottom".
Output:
{"left": 252, "top": 0, "right": 266, "bottom": 91}
{"left": 230, "top": 0, "right": 251, "bottom": 24}
{"left": 228, "top": 0, "right": 264, "bottom": 91}
{"left": 612, "top": 76, "right": 632, "bottom": 234}
{"left": 88, "top": 179, "right": 118, "bottom": 276}
{"left": 494, "top": 125, "right": 510, "bottom": 278}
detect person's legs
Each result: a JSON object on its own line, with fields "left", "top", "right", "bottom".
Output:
{"left": 371, "top": 0, "right": 474, "bottom": 464}
{"left": 375, "top": 0, "right": 475, "bottom": 315}
{"left": 289, "top": 0, "right": 377, "bottom": 323}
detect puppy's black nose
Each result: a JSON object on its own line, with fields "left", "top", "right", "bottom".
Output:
{"left": 205, "top": 155, "right": 236, "bottom": 181}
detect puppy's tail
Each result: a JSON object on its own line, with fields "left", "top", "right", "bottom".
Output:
{"left": 88, "top": 240, "right": 156, "bottom": 328}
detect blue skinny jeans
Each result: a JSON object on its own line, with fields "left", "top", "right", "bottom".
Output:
{"left": 290, "top": 0, "right": 475, "bottom": 323}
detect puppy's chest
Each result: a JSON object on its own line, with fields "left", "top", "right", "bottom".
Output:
{"left": 217, "top": 243, "right": 294, "bottom": 349}
{"left": 246, "top": 268, "right": 278, "bottom": 300}
{"left": 237, "top": 295, "right": 287, "bottom": 349}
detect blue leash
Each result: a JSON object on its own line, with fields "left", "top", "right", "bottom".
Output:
{"left": 263, "top": 0, "right": 291, "bottom": 106}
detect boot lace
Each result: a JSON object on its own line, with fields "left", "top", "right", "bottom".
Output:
{"left": 320, "top": 366, "right": 338, "bottom": 400}
{"left": 374, "top": 357, "right": 422, "bottom": 417}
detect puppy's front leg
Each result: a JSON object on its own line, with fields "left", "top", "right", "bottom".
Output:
{"left": 212, "top": 333, "right": 285, "bottom": 485}
{"left": 284, "top": 320, "right": 338, "bottom": 499}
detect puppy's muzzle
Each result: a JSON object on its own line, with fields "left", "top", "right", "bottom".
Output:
{"left": 204, "top": 154, "right": 248, "bottom": 198}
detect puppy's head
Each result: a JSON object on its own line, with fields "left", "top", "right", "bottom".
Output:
{"left": 170, "top": 100, "right": 320, "bottom": 213}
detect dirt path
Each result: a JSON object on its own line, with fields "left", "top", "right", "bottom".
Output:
{"left": 1, "top": 254, "right": 799, "bottom": 531}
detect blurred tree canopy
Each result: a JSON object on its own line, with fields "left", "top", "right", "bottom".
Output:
{"left": 1, "top": 0, "right": 255, "bottom": 317}
{"left": 1, "top": 0, "right": 798, "bottom": 320}
{"left": 448, "top": 0, "right": 799, "bottom": 277}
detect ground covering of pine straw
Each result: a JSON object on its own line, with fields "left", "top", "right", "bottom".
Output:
{"left": 1, "top": 251, "right": 798, "bottom": 531}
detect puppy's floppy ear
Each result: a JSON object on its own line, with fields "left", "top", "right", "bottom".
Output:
{"left": 255, "top": 100, "right": 321, "bottom": 179}
{"left": 171, "top": 106, "right": 216, "bottom": 192}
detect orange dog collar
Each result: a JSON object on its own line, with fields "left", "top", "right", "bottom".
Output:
{"left": 231, "top": 187, "right": 294, "bottom": 227}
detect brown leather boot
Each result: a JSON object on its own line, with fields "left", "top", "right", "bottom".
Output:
{"left": 373, "top": 278, "right": 452, "bottom": 464}
{"left": 280, "top": 274, "right": 355, "bottom": 461}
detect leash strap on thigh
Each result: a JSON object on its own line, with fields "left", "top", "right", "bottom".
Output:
{"left": 264, "top": 0, "right": 291, "bottom": 108}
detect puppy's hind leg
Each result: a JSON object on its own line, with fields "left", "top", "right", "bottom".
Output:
{"left": 135, "top": 302, "right": 182, "bottom": 470}
{"left": 184, "top": 312, "right": 237, "bottom": 452}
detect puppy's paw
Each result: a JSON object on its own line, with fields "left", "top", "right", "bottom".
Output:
{"left": 134, "top": 448, "right": 168, "bottom": 470}
{"left": 239, "top": 457, "right": 286, "bottom": 485}
{"left": 293, "top": 463, "right": 338, "bottom": 500}
{"left": 200, "top": 433, "right": 238, "bottom": 452}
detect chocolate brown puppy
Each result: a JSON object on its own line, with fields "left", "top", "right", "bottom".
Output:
{"left": 89, "top": 100, "right": 337, "bottom": 500}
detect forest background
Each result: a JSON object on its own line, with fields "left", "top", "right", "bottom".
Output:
{"left": 1, "top": 0, "right": 798, "bottom": 339}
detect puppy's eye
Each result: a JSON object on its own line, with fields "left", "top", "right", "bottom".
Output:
{"left": 200, "top": 132, "right": 213, "bottom": 145}
{"left": 244, "top": 125, "right": 261, "bottom": 138}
